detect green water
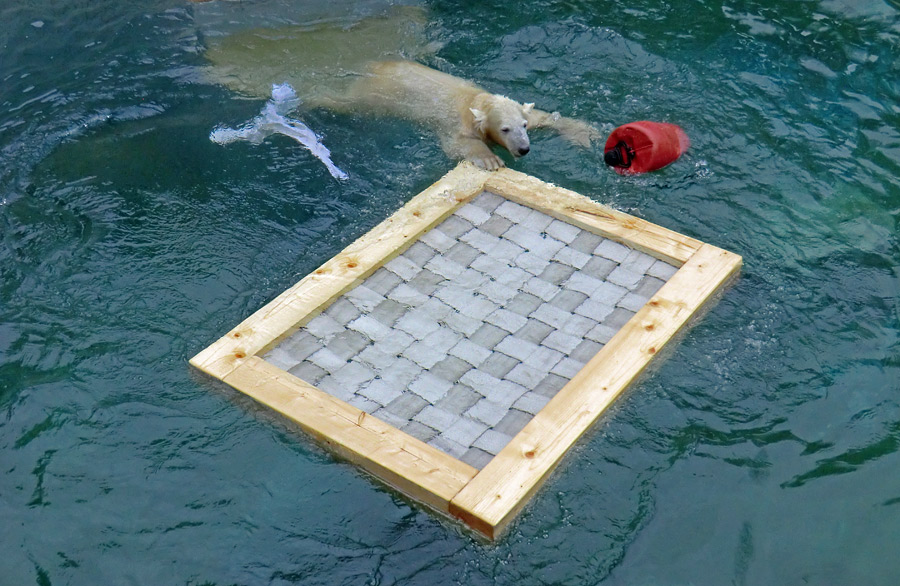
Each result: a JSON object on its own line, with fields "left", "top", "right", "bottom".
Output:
{"left": 2, "top": 1, "right": 898, "bottom": 584}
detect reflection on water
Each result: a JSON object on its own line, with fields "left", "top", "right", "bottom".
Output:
{"left": 1, "top": 0, "right": 898, "bottom": 584}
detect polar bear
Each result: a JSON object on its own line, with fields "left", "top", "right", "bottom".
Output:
{"left": 199, "top": 8, "right": 602, "bottom": 170}
{"left": 309, "top": 60, "right": 601, "bottom": 170}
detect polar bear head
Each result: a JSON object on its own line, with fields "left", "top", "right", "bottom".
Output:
{"left": 470, "top": 94, "right": 533, "bottom": 158}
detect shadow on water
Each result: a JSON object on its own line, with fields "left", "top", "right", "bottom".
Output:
{"left": 784, "top": 419, "right": 900, "bottom": 488}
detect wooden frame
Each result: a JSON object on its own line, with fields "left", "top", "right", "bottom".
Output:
{"left": 190, "top": 163, "right": 742, "bottom": 539}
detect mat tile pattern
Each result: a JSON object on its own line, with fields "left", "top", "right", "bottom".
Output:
{"left": 265, "top": 192, "right": 677, "bottom": 469}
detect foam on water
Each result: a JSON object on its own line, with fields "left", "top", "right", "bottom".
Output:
{"left": 210, "top": 83, "right": 348, "bottom": 180}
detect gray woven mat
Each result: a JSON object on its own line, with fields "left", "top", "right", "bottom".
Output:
{"left": 265, "top": 192, "right": 677, "bottom": 469}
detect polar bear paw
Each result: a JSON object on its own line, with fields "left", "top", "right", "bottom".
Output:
{"left": 557, "top": 119, "right": 602, "bottom": 148}
{"left": 470, "top": 153, "right": 506, "bottom": 171}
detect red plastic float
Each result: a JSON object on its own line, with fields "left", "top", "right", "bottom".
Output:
{"left": 603, "top": 121, "right": 690, "bottom": 174}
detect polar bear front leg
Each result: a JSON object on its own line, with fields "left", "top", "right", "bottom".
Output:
{"left": 442, "top": 135, "right": 505, "bottom": 170}
{"left": 527, "top": 108, "right": 602, "bottom": 148}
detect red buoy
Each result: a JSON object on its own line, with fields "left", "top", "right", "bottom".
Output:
{"left": 603, "top": 121, "right": 690, "bottom": 175}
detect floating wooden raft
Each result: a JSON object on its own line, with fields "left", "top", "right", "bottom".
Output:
{"left": 190, "top": 163, "right": 741, "bottom": 539}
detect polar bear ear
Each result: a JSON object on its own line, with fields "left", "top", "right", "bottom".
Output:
{"left": 523, "top": 103, "right": 535, "bottom": 113}
{"left": 469, "top": 108, "right": 488, "bottom": 132}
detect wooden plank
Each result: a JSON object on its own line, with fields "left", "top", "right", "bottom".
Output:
{"left": 449, "top": 243, "right": 742, "bottom": 538}
{"left": 190, "top": 164, "right": 491, "bottom": 379}
{"left": 485, "top": 169, "right": 702, "bottom": 265}
{"left": 190, "top": 161, "right": 742, "bottom": 540}
{"left": 224, "top": 356, "right": 479, "bottom": 513}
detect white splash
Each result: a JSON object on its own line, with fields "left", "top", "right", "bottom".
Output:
{"left": 210, "top": 83, "right": 348, "bottom": 181}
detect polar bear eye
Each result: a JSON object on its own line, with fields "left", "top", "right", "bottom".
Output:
{"left": 500, "top": 127, "right": 510, "bottom": 133}
{"left": 523, "top": 121, "right": 528, "bottom": 128}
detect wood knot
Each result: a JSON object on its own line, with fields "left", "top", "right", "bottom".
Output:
{"left": 231, "top": 331, "right": 242, "bottom": 339}
{"left": 524, "top": 449, "right": 536, "bottom": 459}
{"left": 345, "top": 261, "right": 358, "bottom": 269}
{"left": 234, "top": 352, "right": 246, "bottom": 359}
{"left": 648, "top": 347, "right": 657, "bottom": 355}
{"left": 644, "top": 323, "right": 655, "bottom": 331}
{"left": 412, "top": 210, "right": 422, "bottom": 217}
{"left": 315, "top": 268, "right": 328, "bottom": 275}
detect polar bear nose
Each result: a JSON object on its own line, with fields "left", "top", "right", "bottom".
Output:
{"left": 518, "top": 146, "right": 530, "bottom": 156}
